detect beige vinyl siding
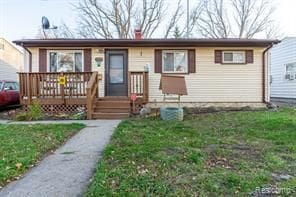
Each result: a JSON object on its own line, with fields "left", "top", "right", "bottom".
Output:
{"left": 25, "top": 46, "right": 266, "bottom": 103}
{"left": 27, "top": 47, "right": 39, "bottom": 72}
{"left": 129, "top": 47, "right": 265, "bottom": 103}
{"left": 91, "top": 48, "right": 105, "bottom": 97}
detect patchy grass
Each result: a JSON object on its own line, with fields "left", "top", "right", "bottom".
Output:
{"left": 0, "top": 123, "right": 84, "bottom": 187}
{"left": 86, "top": 108, "right": 296, "bottom": 196}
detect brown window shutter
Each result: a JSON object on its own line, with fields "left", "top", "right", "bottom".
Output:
{"left": 246, "top": 50, "right": 254, "bottom": 63}
{"left": 84, "top": 49, "right": 92, "bottom": 72}
{"left": 154, "top": 49, "right": 162, "bottom": 73}
{"left": 39, "top": 49, "right": 47, "bottom": 72}
{"left": 214, "top": 50, "right": 222, "bottom": 64}
{"left": 188, "top": 49, "right": 196, "bottom": 73}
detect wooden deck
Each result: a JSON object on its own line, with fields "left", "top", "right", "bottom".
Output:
{"left": 18, "top": 71, "right": 148, "bottom": 119}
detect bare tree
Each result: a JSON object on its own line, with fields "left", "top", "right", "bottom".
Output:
{"left": 264, "top": 21, "right": 284, "bottom": 39}
{"left": 72, "top": 0, "right": 203, "bottom": 39}
{"left": 135, "top": 0, "right": 165, "bottom": 38}
{"left": 198, "top": 0, "right": 277, "bottom": 38}
{"left": 37, "top": 0, "right": 204, "bottom": 39}
{"left": 52, "top": 22, "right": 76, "bottom": 38}
{"left": 74, "top": 0, "right": 168, "bottom": 38}
{"left": 231, "top": 0, "right": 275, "bottom": 38}
{"left": 198, "top": 0, "right": 231, "bottom": 38}
{"left": 35, "top": 21, "right": 76, "bottom": 39}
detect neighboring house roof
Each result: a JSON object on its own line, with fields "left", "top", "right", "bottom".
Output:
{"left": 0, "top": 38, "right": 23, "bottom": 54}
{"left": 13, "top": 38, "right": 280, "bottom": 47}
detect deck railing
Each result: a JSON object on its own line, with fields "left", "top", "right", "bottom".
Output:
{"left": 18, "top": 71, "right": 148, "bottom": 117}
{"left": 18, "top": 72, "right": 93, "bottom": 105}
{"left": 128, "top": 71, "right": 149, "bottom": 103}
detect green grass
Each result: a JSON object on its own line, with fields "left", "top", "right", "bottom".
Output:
{"left": 86, "top": 108, "right": 296, "bottom": 196}
{"left": 0, "top": 123, "right": 84, "bottom": 187}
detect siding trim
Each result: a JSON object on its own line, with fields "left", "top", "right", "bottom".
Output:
{"left": 214, "top": 50, "right": 222, "bottom": 63}
{"left": 83, "top": 49, "right": 92, "bottom": 72}
{"left": 246, "top": 50, "right": 254, "bottom": 63}
{"left": 39, "top": 48, "right": 47, "bottom": 72}
{"left": 154, "top": 49, "right": 162, "bottom": 73}
{"left": 188, "top": 49, "right": 196, "bottom": 73}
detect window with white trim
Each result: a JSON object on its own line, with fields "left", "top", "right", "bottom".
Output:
{"left": 48, "top": 51, "right": 83, "bottom": 72}
{"left": 284, "top": 62, "right": 296, "bottom": 81}
{"left": 162, "top": 50, "right": 188, "bottom": 73}
{"left": 222, "top": 51, "right": 245, "bottom": 64}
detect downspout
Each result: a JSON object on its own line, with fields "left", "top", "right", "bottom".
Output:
{"left": 262, "top": 44, "right": 274, "bottom": 103}
{"left": 21, "top": 44, "right": 32, "bottom": 72}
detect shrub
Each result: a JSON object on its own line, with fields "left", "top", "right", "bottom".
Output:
{"left": 15, "top": 112, "right": 30, "bottom": 121}
{"left": 15, "top": 101, "right": 43, "bottom": 121}
{"left": 28, "top": 101, "right": 43, "bottom": 120}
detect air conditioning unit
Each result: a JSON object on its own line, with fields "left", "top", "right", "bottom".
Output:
{"left": 286, "top": 74, "right": 295, "bottom": 80}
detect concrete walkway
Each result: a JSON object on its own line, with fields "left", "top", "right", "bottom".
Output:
{"left": 0, "top": 120, "right": 121, "bottom": 197}
{"left": 0, "top": 120, "right": 9, "bottom": 124}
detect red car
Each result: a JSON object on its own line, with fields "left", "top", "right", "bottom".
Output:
{"left": 0, "top": 80, "right": 20, "bottom": 107}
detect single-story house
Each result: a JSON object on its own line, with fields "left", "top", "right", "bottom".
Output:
{"left": 270, "top": 37, "right": 296, "bottom": 103}
{"left": 0, "top": 38, "right": 24, "bottom": 81}
{"left": 13, "top": 36, "right": 279, "bottom": 119}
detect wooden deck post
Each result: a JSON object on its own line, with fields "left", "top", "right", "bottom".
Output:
{"left": 144, "top": 71, "right": 149, "bottom": 103}
{"left": 86, "top": 72, "right": 99, "bottom": 119}
{"left": 60, "top": 73, "right": 65, "bottom": 105}
{"left": 27, "top": 73, "right": 32, "bottom": 105}
{"left": 128, "top": 72, "right": 131, "bottom": 98}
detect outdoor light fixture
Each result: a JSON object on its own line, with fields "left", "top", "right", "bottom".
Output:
{"left": 95, "top": 57, "right": 103, "bottom": 67}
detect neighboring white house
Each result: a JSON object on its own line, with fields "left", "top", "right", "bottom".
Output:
{"left": 0, "top": 38, "right": 24, "bottom": 81}
{"left": 270, "top": 37, "right": 296, "bottom": 102}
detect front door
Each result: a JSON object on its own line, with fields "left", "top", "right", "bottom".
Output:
{"left": 105, "top": 49, "right": 128, "bottom": 96}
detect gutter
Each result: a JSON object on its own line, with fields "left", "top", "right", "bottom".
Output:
{"left": 21, "top": 44, "right": 32, "bottom": 72}
{"left": 262, "top": 44, "right": 276, "bottom": 103}
{"left": 13, "top": 39, "right": 279, "bottom": 48}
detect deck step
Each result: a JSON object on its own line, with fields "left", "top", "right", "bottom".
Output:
{"left": 93, "top": 107, "right": 130, "bottom": 113}
{"left": 95, "top": 101, "right": 130, "bottom": 108}
{"left": 91, "top": 97, "right": 131, "bottom": 119}
{"left": 92, "top": 112, "right": 130, "bottom": 119}
{"left": 97, "top": 96, "right": 129, "bottom": 101}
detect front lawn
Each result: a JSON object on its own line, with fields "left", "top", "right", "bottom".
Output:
{"left": 0, "top": 123, "right": 84, "bottom": 187}
{"left": 87, "top": 108, "right": 296, "bottom": 196}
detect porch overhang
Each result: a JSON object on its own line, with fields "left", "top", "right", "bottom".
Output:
{"left": 13, "top": 38, "right": 280, "bottom": 48}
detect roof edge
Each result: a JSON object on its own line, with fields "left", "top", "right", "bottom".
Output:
{"left": 13, "top": 38, "right": 280, "bottom": 48}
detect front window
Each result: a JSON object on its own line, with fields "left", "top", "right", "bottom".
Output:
{"left": 109, "top": 54, "right": 124, "bottom": 84}
{"left": 222, "top": 51, "right": 245, "bottom": 64}
{"left": 48, "top": 51, "right": 83, "bottom": 72}
{"left": 162, "top": 50, "right": 188, "bottom": 73}
{"left": 285, "top": 62, "right": 296, "bottom": 81}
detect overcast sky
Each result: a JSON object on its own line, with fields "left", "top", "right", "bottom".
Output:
{"left": 0, "top": 0, "right": 296, "bottom": 42}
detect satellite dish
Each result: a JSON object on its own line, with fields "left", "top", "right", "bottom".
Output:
{"left": 42, "top": 16, "right": 50, "bottom": 29}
